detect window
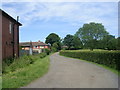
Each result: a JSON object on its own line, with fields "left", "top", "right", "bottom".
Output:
{"left": 40, "top": 46, "right": 44, "bottom": 48}
{"left": 9, "top": 21, "right": 13, "bottom": 34}
{"left": 34, "top": 46, "right": 37, "bottom": 48}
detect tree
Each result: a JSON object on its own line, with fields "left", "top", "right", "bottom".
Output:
{"left": 117, "top": 37, "right": 120, "bottom": 50}
{"left": 45, "top": 33, "right": 61, "bottom": 46}
{"left": 63, "top": 34, "right": 74, "bottom": 49}
{"left": 108, "top": 38, "right": 117, "bottom": 50}
{"left": 63, "top": 34, "right": 83, "bottom": 50}
{"left": 75, "top": 22, "right": 109, "bottom": 50}
{"left": 51, "top": 42, "right": 59, "bottom": 52}
{"left": 99, "top": 35, "right": 116, "bottom": 50}
{"left": 72, "top": 36, "right": 83, "bottom": 49}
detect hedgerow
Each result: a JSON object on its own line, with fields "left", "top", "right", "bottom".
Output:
{"left": 60, "top": 50, "right": 120, "bottom": 70}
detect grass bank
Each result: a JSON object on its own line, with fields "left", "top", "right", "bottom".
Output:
{"left": 0, "top": 76, "right": 2, "bottom": 89}
{"left": 2, "top": 54, "right": 50, "bottom": 88}
{"left": 60, "top": 49, "right": 120, "bottom": 76}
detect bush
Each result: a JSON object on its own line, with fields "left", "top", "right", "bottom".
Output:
{"left": 43, "top": 48, "right": 51, "bottom": 55}
{"left": 60, "top": 50, "right": 120, "bottom": 71}
{"left": 2, "top": 52, "right": 47, "bottom": 74}
{"left": 2, "top": 55, "right": 50, "bottom": 88}
{"left": 51, "top": 42, "right": 59, "bottom": 52}
{"left": 3, "top": 57, "right": 14, "bottom": 66}
{"left": 51, "top": 47, "right": 57, "bottom": 52}
{"left": 39, "top": 52, "right": 47, "bottom": 58}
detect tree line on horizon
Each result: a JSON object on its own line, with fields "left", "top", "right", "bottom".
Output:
{"left": 45, "top": 22, "right": 120, "bottom": 51}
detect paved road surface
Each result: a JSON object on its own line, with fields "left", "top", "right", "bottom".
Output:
{"left": 23, "top": 52, "right": 118, "bottom": 88}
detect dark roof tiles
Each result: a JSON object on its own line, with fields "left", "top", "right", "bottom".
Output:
{"left": 20, "top": 41, "right": 49, "bottom": 46}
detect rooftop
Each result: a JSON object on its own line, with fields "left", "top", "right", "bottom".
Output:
{"left": 0, "top": 9, "right": 22, "bottom": 26}
{"left": 20, "top": 40, "right": 49, "bottom": 47}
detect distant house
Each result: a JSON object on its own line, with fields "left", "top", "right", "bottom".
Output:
{"left": 61, "top": 45, "right": 68, "bottom": 49}
{"left": 20, "top": 40, "right": 50, "bottom": 54}
{"left": 0, "top": 9, "right": 22, "bottom": 60}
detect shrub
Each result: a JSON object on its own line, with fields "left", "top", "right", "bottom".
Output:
{"left": 60, "top": 50, "right": 120, "bottom": 71}
{"left": 2, "top": 61, "right": 9, "bottom": 73}
{"left": 51, "top": 42, "right": 59, "bottom": 52}
{"left": 51, "top": 47, "right": 57, "bottom": 52}
{"left": 43, "top": 48, "right": 51, "bottom": 55}
{"left": 39, "top": 53, "right": 47, "bottom": 58}
{"left": 3, "top": 57, "right": 14, "bottom": 66}
{"left": 2, "top": 55, "right": 50, "bottom": 88}
{"left": 2, "top": 52, "right": 48, "bottom": 74}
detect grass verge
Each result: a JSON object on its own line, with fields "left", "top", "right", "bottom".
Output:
{"left": 60, "top": 53, "right": 120, "bottom": 76}
{"left": 0, "top": 76, "right": 2, "bottom": 89}
{"left": 2, "top": 55, "right": 50, "bottom": 88}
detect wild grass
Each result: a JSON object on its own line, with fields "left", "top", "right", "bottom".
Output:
{"left": 2, "top": 55, "right": 50, "bottom": 88}
{"left": 2, "top": 53, "right": 47, "bottom": 74}
{"left": 0, "top": 76, "right": 2, "bottom": 89}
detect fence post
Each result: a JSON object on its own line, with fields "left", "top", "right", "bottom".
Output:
{"left": 29, "top": 41, "right": 33, "bottom": 55}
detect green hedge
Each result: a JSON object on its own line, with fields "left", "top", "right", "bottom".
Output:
{"left": 60, "top": 50, "right": 120, "bottom": 70}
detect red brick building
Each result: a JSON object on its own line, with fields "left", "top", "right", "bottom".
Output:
{"left": 20, "top": 40, "right": 49, "bottom": 54}
{"left": 0, "top": 9, "right": 22, "bottom": 60}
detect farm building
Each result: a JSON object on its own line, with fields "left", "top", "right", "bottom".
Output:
{"left": 0, "top": 9, "right": 22, "bottom": 60}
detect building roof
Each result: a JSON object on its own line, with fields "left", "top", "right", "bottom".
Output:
{"left": 20, "top": 41, "right": 49, "bottom": 47}
{"left": 0, "top": 9, "right": 22, "bottom": 26}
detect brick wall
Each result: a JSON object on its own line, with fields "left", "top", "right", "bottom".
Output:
{"left": 2, "top": 15, "right": 19, "bottom": 60}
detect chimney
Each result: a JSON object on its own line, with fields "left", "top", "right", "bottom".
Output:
{"left": 38, "top": 40, "right": 40, "bottom": 43}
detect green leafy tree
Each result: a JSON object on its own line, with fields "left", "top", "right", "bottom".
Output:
{"left": 99, "top": 35, "right": 117, "bottom": 50}
{"left": 108, "top": 38, "right": 118, "bottom": 50}
{"left": 63, "top": 34, "right": 82, "bottom": 50}
{"left": 75, "top": 22, "right": 109, "bottom": 50}
{"left": 45, "top": 33, "right": 61, "bottom": 46}
{"left": 51, "top": 42, "right": 59, "bottom": 52}
{"left": 72, "top": 36, "right": 83, "bottom": 49}
{"left": 63, "top": 34, "right": 74, "bottom": 49}
{"left": 117, "top": 37, "right": 120, "bottom": 50}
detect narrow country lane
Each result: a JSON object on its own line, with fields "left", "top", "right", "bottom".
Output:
{"left": 23, "top": 52, "right": 118, "bottom": 88}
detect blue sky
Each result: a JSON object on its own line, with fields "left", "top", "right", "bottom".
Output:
{"left": 1, "top": 2, "right": 118, "bottom": 42}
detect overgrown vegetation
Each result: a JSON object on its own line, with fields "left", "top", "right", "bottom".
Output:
{"left": 0, "top": 76, "right": 2, "bottom": 89}
{"left": 60, "top": 50, "right": 120, "bottom": 71}
{"left": 43, "top": 48, "right": 51, "bottom": 55}
{"left": 2, "top": 52, "right": 50, "bottom": 88}
{"left": 2, "top": 52, "right": 47, "bottom": 74}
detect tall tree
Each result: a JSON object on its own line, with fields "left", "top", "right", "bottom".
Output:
{"left": 99, "top": 35, "right": 116, "bottom": 50}
{"left": 117, "top": 37, "right": 120, "bottom": 50}
{"left": 45, "top": 33, "right": 60, "bottom": 46}
{"left": 51, "top": 42, "right": 59, "bottom": 52}
{"left": 75, "top": 22, "right": 109, "bottom": 50}
{"left": 63, "top": 34, "right": 82, "bottom": 49}
{"left": 72, "top": 36, "right": 83, "bottom": 49}
{"left": 63, "top": 34, "right": 74, "bottom": 49}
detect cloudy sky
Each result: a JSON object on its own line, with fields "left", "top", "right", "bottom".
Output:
{"left": 1, "top": 1, "right": 118, "bottom": 42}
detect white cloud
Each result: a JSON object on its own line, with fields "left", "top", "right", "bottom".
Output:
{"left": 2, "top": 2, "right": 118, "bottom": 36}
{"left": 1, "top": 0, "right": 119, "bottom": 2}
